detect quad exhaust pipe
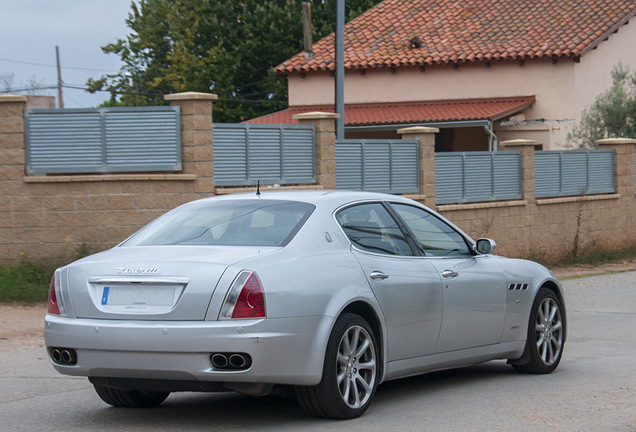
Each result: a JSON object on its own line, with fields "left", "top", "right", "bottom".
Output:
{"left": 49, "top": 347, "right": 77, "bottom": 365}
{"left": 210, "top": 352, "right": 252, "bottom": 370}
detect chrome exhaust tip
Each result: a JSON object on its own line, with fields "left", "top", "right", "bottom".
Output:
{"left": 229, "top": 354, "right": 247, "bottom": 369}
{"left": 51, "top": 348, "right": 62, "bottom": 363}
{"left": 211, "top": 353, "right": 228, "bottom": 369}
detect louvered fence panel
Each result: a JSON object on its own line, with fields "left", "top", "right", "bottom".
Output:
{"left": 25, "top": 107, "right": 180, "bottom": 174}
{"left": 535, "top": 150, "right": 614, "bottom": 198}
{"left": 335, "top": 139, "right": 419, "bottom": 194}
{"left": 435, "top": 152, "right": 521, "bottom": 204}
{"left": 213, "top": 124, "right": 315, "bottom": 186}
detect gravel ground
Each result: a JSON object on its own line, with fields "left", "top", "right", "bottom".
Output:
{"left": 1, "top": 258, "right": 635, "bottom": 352}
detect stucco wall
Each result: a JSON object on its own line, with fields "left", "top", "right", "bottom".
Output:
{"left": 573, "top": 22, "right": 636, "bottom": 124}
{"left": 288, "top": 60, "right": 576, "bottom": 120}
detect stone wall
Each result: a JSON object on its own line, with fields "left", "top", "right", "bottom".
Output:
{"left": 1, "top": 92, "right": 635, "bottom": 266}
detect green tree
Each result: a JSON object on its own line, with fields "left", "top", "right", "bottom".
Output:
{"left": 87, "top": 0, "right": 380, "bottom": 122}
{"left": 568, "top": 63, "right": 636, "bottom": 148}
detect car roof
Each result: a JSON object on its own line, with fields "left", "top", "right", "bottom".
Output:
{"left": 198, "top": 190, "right": 418, "bottom": 208}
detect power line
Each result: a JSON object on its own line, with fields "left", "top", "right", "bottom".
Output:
{"left": 0, "top": 56, "right": 119, "bottom": 73}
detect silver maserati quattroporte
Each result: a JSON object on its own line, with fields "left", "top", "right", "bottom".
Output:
{"left": 45, "top": 191, "right": 566, "bottom": 418}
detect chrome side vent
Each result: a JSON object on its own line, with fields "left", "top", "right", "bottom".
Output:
{"left": 508, "top": 283, "right": 529, "bottom": 291}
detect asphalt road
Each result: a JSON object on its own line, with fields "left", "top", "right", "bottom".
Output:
{"left": 1, "top": 271, "right": 635, "bottom": 432}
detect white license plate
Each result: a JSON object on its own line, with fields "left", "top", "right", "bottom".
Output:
{"left": 101, "top": 285, "right": 176, "bottom": 307}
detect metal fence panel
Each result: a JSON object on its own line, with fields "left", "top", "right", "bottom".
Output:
{"left": 104, "top": 110, "right": 181, "bottom": 172}
{"left": 25, "top": 111, "right": 104, "bottom": 173}
{"left": 335, "top": 139, "right": 419, "bottom": 194}
{"left": 435, "top": 151, "right": 521, "bottom": 204}
{"left": 535, "top": 150, "right": 614, "bottom": 198}
{"left": 494, "top": 152, "right": 524, "bottom": 200}
{"left": 213, "top": 124, "right": 315, "bottom": 186}
{"left": 25, "top": 107, "right": 181, "bottom": 175}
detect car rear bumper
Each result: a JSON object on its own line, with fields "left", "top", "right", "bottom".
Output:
{"left": 44, "top": 314, "right": 333, "bottom": 386}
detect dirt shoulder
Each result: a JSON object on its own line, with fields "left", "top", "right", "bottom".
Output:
{"left": 2, "top": 260, "right": 635, "bottom": 352}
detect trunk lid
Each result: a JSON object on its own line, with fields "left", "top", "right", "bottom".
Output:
{"left": 65, "top": 246, "right": 275, "bottom": 321}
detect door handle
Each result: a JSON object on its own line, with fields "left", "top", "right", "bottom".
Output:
{"left": 442, "top": 270, "right": 459, "bottom": 279}
{"left": 370, "top": 271, "right": 389, "bottom": 281}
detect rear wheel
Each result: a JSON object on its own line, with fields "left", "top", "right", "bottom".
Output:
{"left": 93, "top": 384, "right": 170, "bottom": 408}
{"left": 512, "top": 288, "right": 565, "bottom": 374}
{"left": 295, "top": 313, "right": 379, "bottom": 419}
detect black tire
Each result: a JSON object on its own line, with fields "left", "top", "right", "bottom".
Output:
{"left": 512, "top": 287, "right": 565, "bottom": 374}
{"left": 93, "top": 384, "right": 170, "bottom": 408}
{"left": 295, "top": 313, "right": 379, "bottom": 419}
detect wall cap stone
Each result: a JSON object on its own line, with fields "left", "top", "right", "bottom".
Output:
{"left": 164, "top": 92, "right": 218, "bottom": 101}
{"left": 293, "top": 112, "right": 340, "bottom": 120}
{"left": 216, "top": 185, "right": 323, "bottom": 195}
{"left": 397, "top": 126, "right": 439, "bottom": 134}
{"left": 0, "top": 94, "right": 29, "bottom": 103}
{"left": 536, "top": 194, "right": 620, "bottom": 205}
{"left": 436, "top": 200, "right": 528, "bottom": 212}
{"left": 24, "top": 174, "right": 197, "bottom": 183}
{"left": 596, "top": 138, "right": 636, "bottom": 146}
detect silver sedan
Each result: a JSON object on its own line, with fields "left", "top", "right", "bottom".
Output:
{"left": 44, "top": 191, "right": 566, "bottom": 419}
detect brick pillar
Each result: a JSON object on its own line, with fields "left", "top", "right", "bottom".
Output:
{"left": 0, "top": 95, "right": 27, "bottom": 183}
{"left": 597, "top": 138, "right": 636, "bottom": 197}
{"left": 0, "top": 95, "right": 28, "bottom": 263}
{"left": 397, "top": 126, "right": 438, "bottom": 208}
{"left": 293, "top": 112, "right": 340, "bottom": 189}
{"left": 499, "top": 139, "right": 538, "bottom": 202}
{"left": 164, "top": 92, "right": 217, "bottom": 194}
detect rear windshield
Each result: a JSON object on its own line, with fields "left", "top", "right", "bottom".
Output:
{"left": 122, "top": 199, "right": 315, "bottom": 247}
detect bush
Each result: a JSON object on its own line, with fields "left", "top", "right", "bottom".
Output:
{"left": 568, "top": 63, "right": 636, "bottom": 148}
{"left": 0, "top": 260, "right": 54, "bottom": 303}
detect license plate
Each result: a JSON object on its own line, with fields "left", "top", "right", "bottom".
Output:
{"left": 101, "top": 285, "right": 176, "bottom": 307}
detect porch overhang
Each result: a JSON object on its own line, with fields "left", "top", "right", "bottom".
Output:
{"left": 244, "top": 96, "right": 536, "bottom": 128}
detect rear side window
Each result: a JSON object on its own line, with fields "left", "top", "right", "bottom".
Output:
{"left": 123, "top": 200, "right": 315, "bottom": 247}
{"left": 336, "top": 203, "right": 413, "bottom": 256}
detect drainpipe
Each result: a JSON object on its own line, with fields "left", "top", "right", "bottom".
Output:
{"left": 484, "top": 121, "right": 498, "bottom": 151}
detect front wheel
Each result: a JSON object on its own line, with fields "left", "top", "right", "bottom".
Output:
{"left": 512, "top": 287, "right": 565, "bottom": 374}
{"left": 295, "top": 313, "right": 379, "bottom": 419}
{"left": 93, "top": 384, "right": 170, "bottom": 408}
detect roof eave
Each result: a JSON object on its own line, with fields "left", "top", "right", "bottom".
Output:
{"left": 578, "top": 10, "right": 636, "bottom": 58}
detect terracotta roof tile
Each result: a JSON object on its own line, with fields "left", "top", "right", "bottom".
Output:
{"left": 243, "top": 96, "right": 536, "bottom": 126}
{"left": 275, "top": 0, "right": 635, "bottom": 74}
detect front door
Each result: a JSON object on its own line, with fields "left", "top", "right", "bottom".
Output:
{"left": 390, "top": 203, "right": 507, "bottom": 353}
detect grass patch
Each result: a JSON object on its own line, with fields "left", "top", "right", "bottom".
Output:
{"left": 0, "top": 260, "right": 54, "bottom": 303}
{"left": 566, "top": 245, "right": 636, "bottom": 266}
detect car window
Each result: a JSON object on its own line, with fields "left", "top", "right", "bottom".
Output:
{"left": 336, "top": 203, "right": 413, "bottom": 256}
{"left": 122, "top": 200, "right": 315, "bottom": 247}
{"left": 391, "top": 203, "right": 471, "bottom": 257}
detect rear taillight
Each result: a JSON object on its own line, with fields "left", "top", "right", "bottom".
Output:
{"left": 220, "top": 271, "right": 266, "bottom": 320}
{"left": 47, "top": 269, "right": 65, "bottom": 316}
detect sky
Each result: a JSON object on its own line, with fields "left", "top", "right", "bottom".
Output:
{"left": 0, "top": 0, "right": 133, "bottom": 108}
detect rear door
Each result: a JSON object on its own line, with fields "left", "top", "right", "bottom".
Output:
{"left": 336, "top": 203, "right": 443, "bottom": 361}
{"left": 390, "top": 203, "right": 507, "bottom": 353}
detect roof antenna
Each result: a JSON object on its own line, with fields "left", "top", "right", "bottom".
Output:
{"left": 256, "top": 180, "right": 261, "bottom": 196}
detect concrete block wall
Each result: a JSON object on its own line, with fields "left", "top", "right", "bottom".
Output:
{"left": 1, "top": 92, "right": 635, "bottom": 266}
{"left": 0, "top": 93, "right": 217, "bottom": 265}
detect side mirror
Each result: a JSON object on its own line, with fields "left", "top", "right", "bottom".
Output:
{"left": 476, "top": 238, "right": 497, "bottom": 255}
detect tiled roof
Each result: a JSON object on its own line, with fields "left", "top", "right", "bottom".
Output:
{"left": 275, "top": 0, "right": 636, "bottom": 74}
{"left": 243, "top": 96, "right": 536, "bottom": 125}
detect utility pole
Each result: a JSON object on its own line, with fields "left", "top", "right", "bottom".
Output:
{"left": 335, "top": 0, "right": 345, "bottom": 139}
{"left": 302, "top": 2, "right": 314, "bottom": 60}
{"left": 55, "top": 46, "right": 64, "bottom": 108}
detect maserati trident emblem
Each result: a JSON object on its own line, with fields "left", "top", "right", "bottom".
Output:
{"left": 115, "top": 267, "right": 160, "bottom": 274}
